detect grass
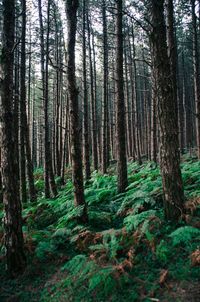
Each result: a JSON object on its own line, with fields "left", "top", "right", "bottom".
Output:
{"left": 0, "top": 159, "right": 200, "bottom": 301}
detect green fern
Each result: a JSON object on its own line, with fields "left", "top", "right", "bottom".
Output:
{"left": 56, "top": 205, "right": 85, "bottom": 228}
{"left": 156, "top": 240, "right": 170, "bottom": 263}
{"left": 88, "top": 266, "right": 116, "bottom": 294}
{"left": 35, "top": 240, "right": 56, "bottom": 260}
{"left": 88, "top": 210, "right": 112, "bottom": 226}
{"left": 52, "top": 227, "right": 70, "bottom": 238}
{"left": 102, "top": 229, "right": 121, "bottom": 260}
{"left": 124, "top": 210, "right": 157, "bottom": 232}
{"left": 117, "top": 189, "right": 156, "bottom": 216}
{"left": 169, "top": 226, "right": 200, "bottom": 246}
{"left": 62, "top": 254, "right": 89, "bottom": 273}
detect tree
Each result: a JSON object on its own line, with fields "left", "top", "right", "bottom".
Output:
{"left": 148, "top": 0, "right": 184, "bottom": 221}
{"left": 20, "top": 0, "right": 36, "bottom": 202}
{"left": 65, "top": 0, "right": 87, "bottom": 222}
{"left": 0, "top": 0, "right": 26, "bottom": 276}
{"left": 191, "top": 0, "right": 200, "bottom": 159}
{"left": 86, "top": 11, "right": 98, "bottom": 171}
{"left": 82, "top": 0, "right": 91, "bottom": 180}
{"left": 115, "top": 0, "right": 128, "bottom": 193}
{"left": 102, "top": 0, "right": 109, "bottom": 174}
{"left": 38, "top": 0, "right": 57, "bottom": 198}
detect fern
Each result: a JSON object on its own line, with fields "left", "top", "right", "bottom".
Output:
{"left": 169, "top": 226, "right": 200, "bottom": 246}
{"left": 62, "top": 254, "right": 88, "bottom": 273}
{"left": 35, "top": 240, "right": 56, "bottom": 260}
{"left": 56, "top": 205, "right": 85, "bottom": 228}
{"left": 88, "top": 266, "right": 116, "bottom": 294}
{"left": 34, "top": 179, "right": 45, "bottom": 192}
{"left": 52, "top": 227, "right": 70, "bottom": 238}
{"left": 117, "top": 189, "right": 156, "bottom": 216}
{"left": 102, "top": 229, "right": 121, "bottom": 260}
{"left": 88, "top": 210, "right": 112, "bottom": 226}
{"left": 58, "top": 254, "right": 129, "bottom": 301}
{"left": 156, "top": 240, "right": 170, "bottom": 263}
{"left": 124, "top": 210, "right": 157, "bottom": 232}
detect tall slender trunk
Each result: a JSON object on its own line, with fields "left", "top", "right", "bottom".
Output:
{"left": 38, "top": 0, "right": 57, "bottom": 198}
{"left": 115, "top": 0, "right": 128, "bottom": 193}
{"left": 191, "top": 0, "right": 200, "bottom": 158}
{"left": 124, "top": 39, "right": 132, "bottom": 158}
{"left": 127, "top": 29, "right": 136, "bottom": 160}
{"left": 19, "top": 0, "right": 27, "bottom": 204}
{"left": 61, "top": 102, "right": 69, "bottom": 184}
{"left": 102, "top": 0, "right": 108, "bottom": 173}
{"left": 20, "top": 0, "right": 36, "bottom": 202}
{"left": 14, "top": 35, "right": 20, "bottom": 181}
{"left": 82, "top": 0, "right": 91, "bottom": 180}
{"left": 0, "top": 0, "right": 26, "bottom": 276}
{"left": 150, "top": 59, "right": 158, "bottom": 162}
{"left": 65, "top": 0, "right": 87, "bottom": 222}
{"left": 87, "top": 12, "right": 98, "bottom": 171}
{"left": 38, "top": 0, "right": 50, "bottom": 197}
{"left": 149, "top": 0, "right": 184, "bottom": 221}
{"left": 132, "top": 27, "right": 142, "bottom": 164}
{"left": 45, "top": 0, "right": 57, "bottom": 197}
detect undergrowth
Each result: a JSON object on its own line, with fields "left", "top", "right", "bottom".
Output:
{"left": 0, "top": 160, "right": 200, "bottom": 301}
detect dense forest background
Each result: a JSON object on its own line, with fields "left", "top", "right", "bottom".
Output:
{"left": 0, "top": 0, "right": 200, "bottom": 301}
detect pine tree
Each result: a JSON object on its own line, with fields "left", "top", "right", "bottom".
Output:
{"left": 0, "top": 0, "right": 26, "bottom": 276}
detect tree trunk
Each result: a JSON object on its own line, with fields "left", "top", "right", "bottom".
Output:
{"left": 0, "top": 0, "right": 26, "bottom": 276}
{"left": 102, "top": 0, "right": 108, "bottom": 174}
{"left": 65, "top": 0, "right": 87, "bottom": 222}
{"left": 38, "top": 0, "right": 57, "bottom": 198}
{"left": 87, "top": 12, "right": 98, "bottom": 171}
{"left": 115, "top": 0, "right": 128, "bottom": 193}
{"left": 19, "top": 0, "right": 27, "bottom": 204}
{"left": 20, "top": 0, "right": 36, "bottom": 202}
{"left": 191, "top": 0, "right": 200, "bottom": 158}
{"left": 132, "top": 27, "right": 142, "bottom": 164}
{"left": 82, "top": 0, "right": 91, "bottom": 180}
{"left": 149, "top": 0, "right": 184, "bottom": 221}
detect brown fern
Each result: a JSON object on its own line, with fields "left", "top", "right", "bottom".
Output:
{"left": 185, "top": 197, "right": 200, "bottom": 215}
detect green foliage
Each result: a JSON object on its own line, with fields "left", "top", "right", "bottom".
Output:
{"left": 182, "top": 160, "right": 200, "bottom": 197}
{"left": 156, "top": 240, "right": 171, "bottom": 263}
{"left": 34, "top": 179, "right": 45, "bottom": 193}
{"left": 35, "top": 241, "right": 56, "bottom": 261}
{"left": 124, "top": 210, "right": 157, "bottom": 232}
{"left": 1, "top": 158, "right": 200, "bottom": 302}
{"left": 88, "top": 210, "right": 112, "bottom": 227}
{"left": 169, "top": 226, "right": 200, "bottom": 246}
{"left": 41, "top": 254, "right": 131, "bottom": 301}
{"left": 52, "top": 227, "right": 70, "bottom": 238}
{"left": 89, "top": 228, "right": 125, "bottom": 261}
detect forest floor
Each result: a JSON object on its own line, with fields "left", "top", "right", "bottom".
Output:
{"left": 0, "top": 156, "right": 200, "bottom": 302}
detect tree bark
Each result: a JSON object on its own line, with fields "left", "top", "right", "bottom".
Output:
{"left": 82, "top": 0, "right": 91, "bottom": 180}
{"left": 115, "top": 0, "right": 128, "bottom": 193}
{"left": 87, "top": 12, "right": 98, "bottom": 171}
{"left": 149, "top": 0, "right": 184, "bottom": 221}
{"left": 20, "top": 0, "right": 36, "bottom": 202}
{"left": 102, "top": 0, "right": 108, "bottom": 174}
{"left": 38, "top": 0, "right": 57, "bottom": 198}
{"left": 65, "top": 0, "right": 87, "bottom": 222}
{"left": 19, "top": 0, "right": 27, "bottom": 204}
{"left": 0, "top": 0, "right": 26, "bottom": 276}
{"left": 191, "top": 0, "right": 200, "bottom": 158}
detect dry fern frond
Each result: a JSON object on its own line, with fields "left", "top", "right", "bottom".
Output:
{"left": 159, "top": 269, "right": 168, "bottom": 285}
{"left": 190, "top": 249, "right": 200, "bottom": 266}
{"left": 185, "top": 197, "right": 200, "bottom": 215}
